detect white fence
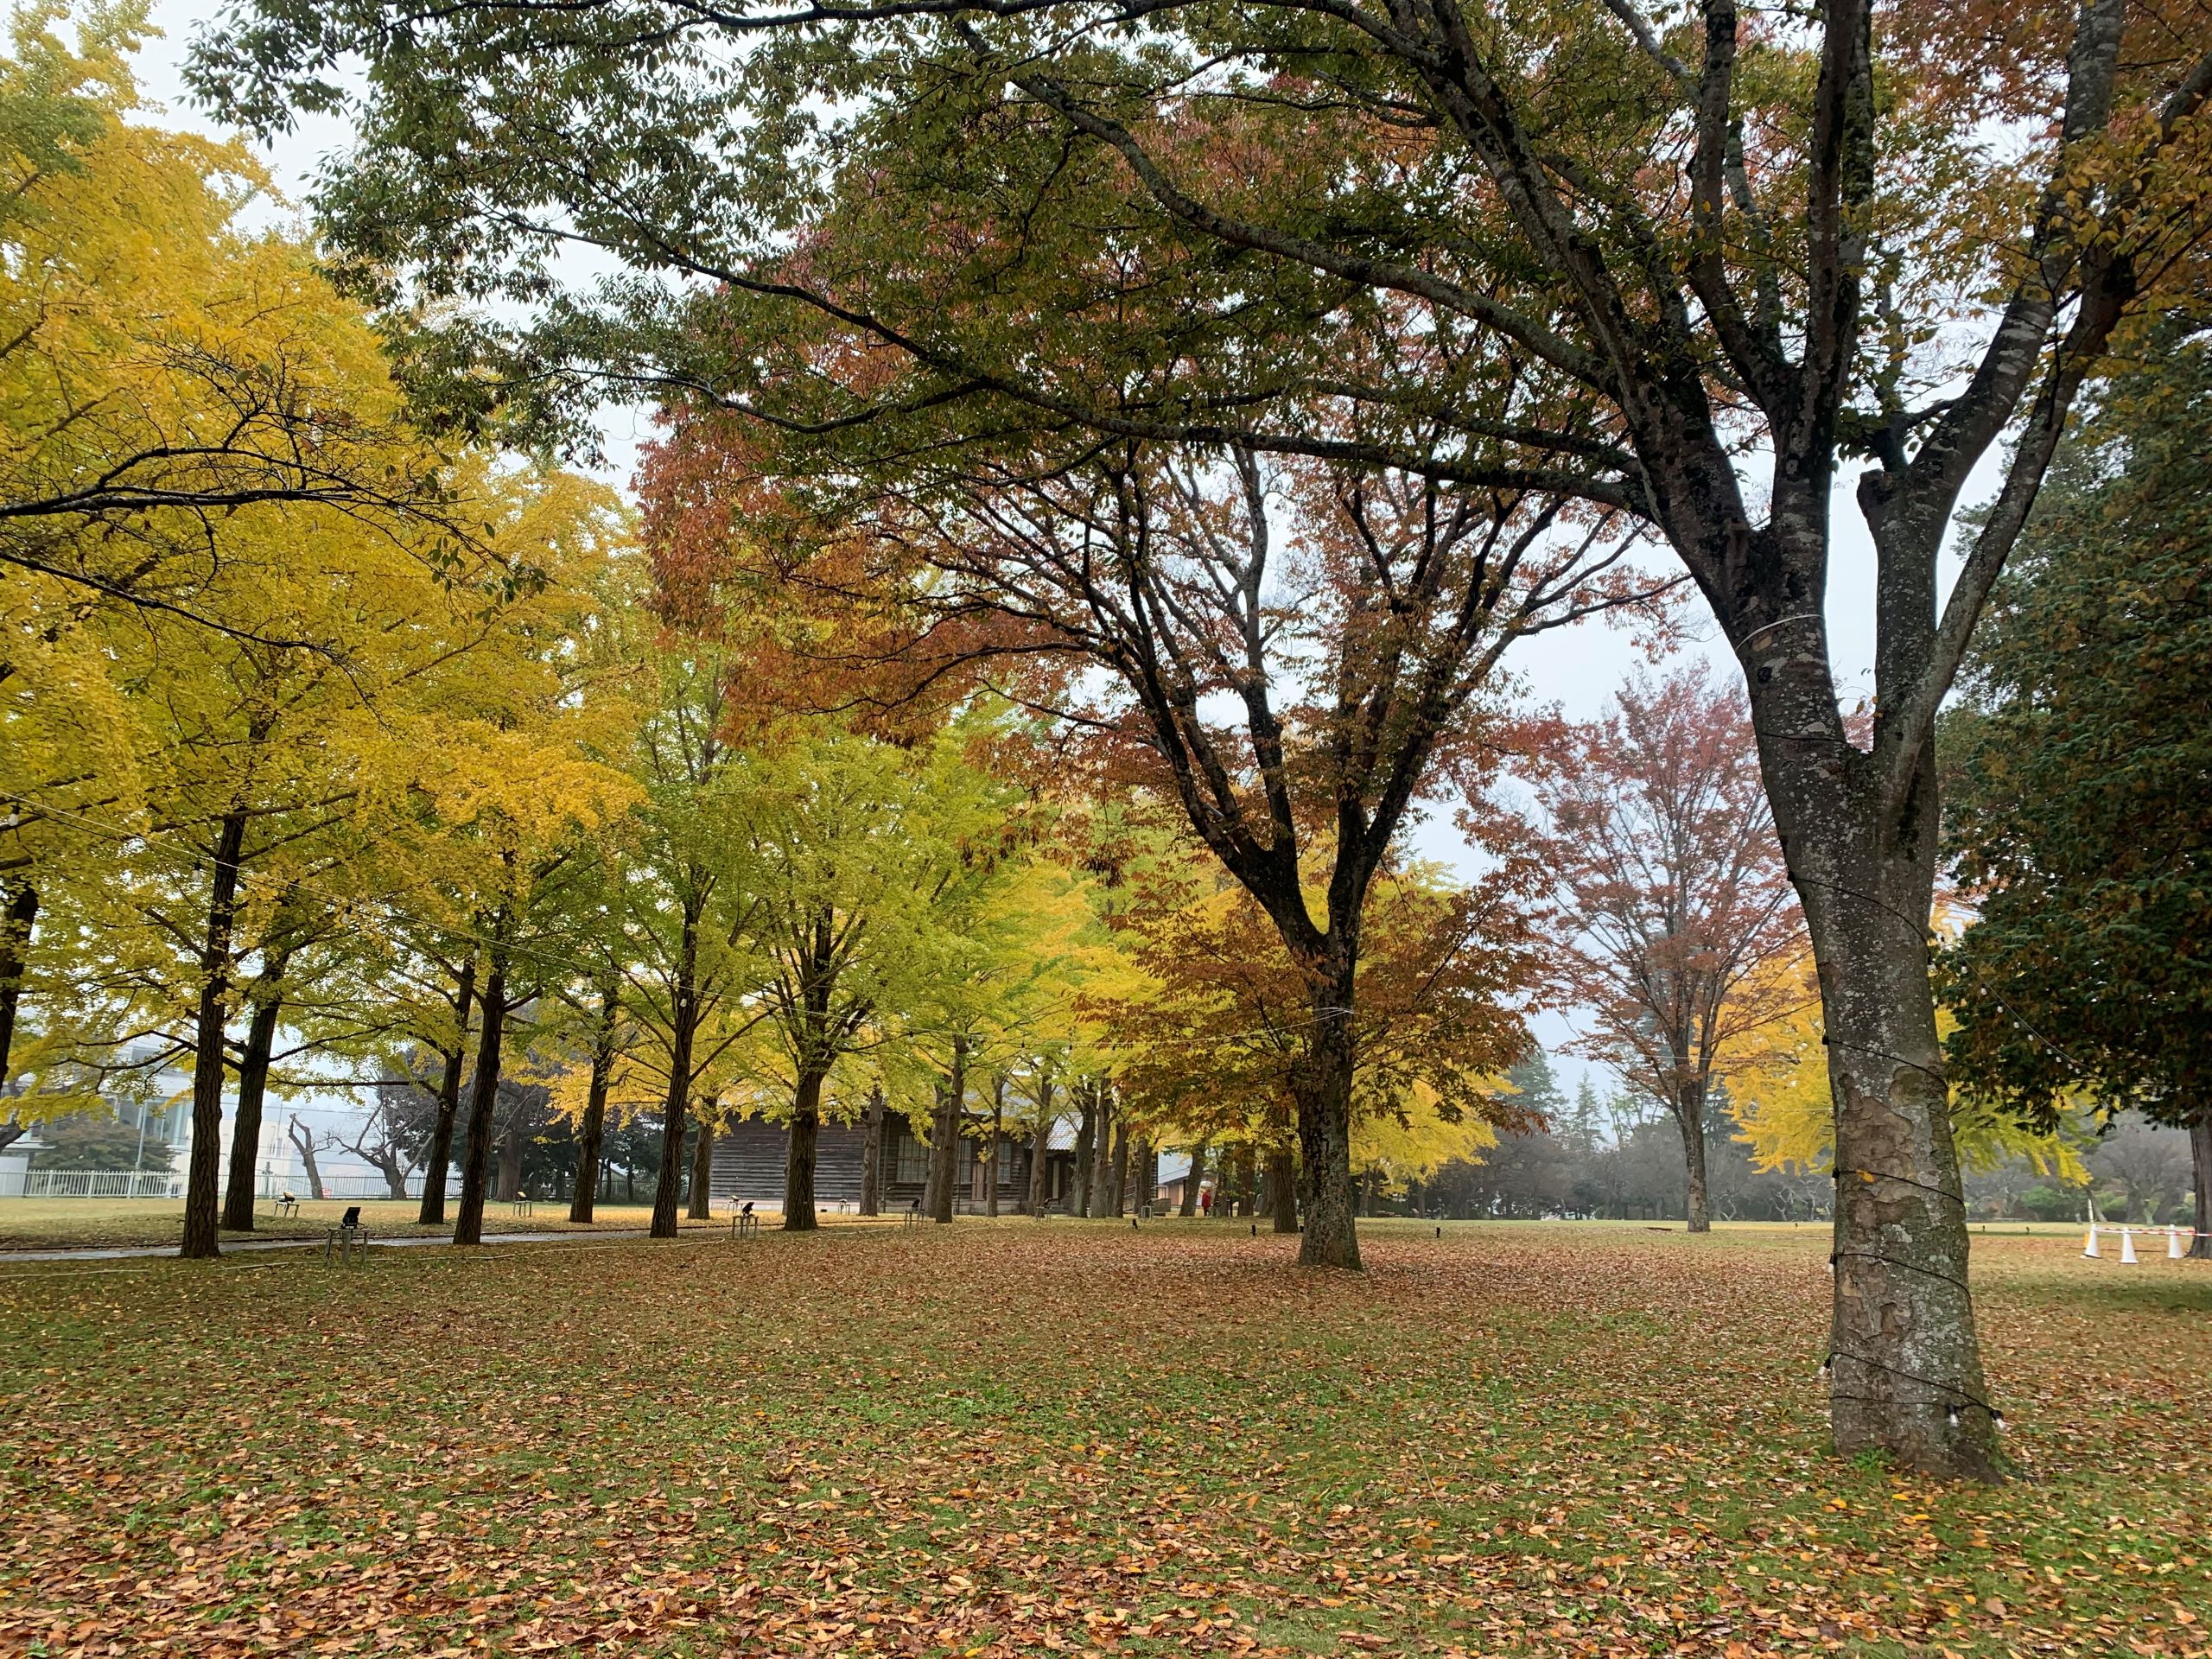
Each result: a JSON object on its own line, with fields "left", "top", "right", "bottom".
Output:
{"left": 264, "top": 1174, "right": 419, "bottom": 1201}
{"left": 20, "top": 1170, "right": 186, "bottom": 1199}
{"left": 3, "top": 1170, "right": 423, "bottom": 1201}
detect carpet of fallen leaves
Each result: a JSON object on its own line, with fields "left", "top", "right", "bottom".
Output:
{"left": 1, "top": 1220, "right": 2206, "bottom": 1659}
{"left": 0, "top": 1199, "right": 728, "bottom": 1253}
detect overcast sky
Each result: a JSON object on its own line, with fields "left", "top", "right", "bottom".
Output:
{"left": 126, "top": 1, "right": 1967, "bottom": 1107}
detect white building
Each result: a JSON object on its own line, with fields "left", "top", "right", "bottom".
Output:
{"left": 0, "top": 1038, "right": 397, "bottom": 1200}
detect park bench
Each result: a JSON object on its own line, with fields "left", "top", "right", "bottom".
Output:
{"left": 324, "top": 1205, "right": 368, "bottom": 1265}
{"left": 731, "top": 1200, "right": 759, "bottom": 1240}
{"left": 511, "top": 1195, "right": 535, "bottom": 1217}
{"left": 273, "top": 1192, "right": 300, "bottom": 1218}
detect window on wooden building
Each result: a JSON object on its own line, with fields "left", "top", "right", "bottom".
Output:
{"left": 894, "top": 1130, "right": 930, "bottom": 1186}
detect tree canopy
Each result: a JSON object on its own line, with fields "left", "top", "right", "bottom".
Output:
{"left": 1938, "top": 321, "right": 2212, "bottom": 1252}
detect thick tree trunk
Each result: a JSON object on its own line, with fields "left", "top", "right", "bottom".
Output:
{"left": 921, "top": 1080, "right": 946, "bottom": 1217}
{"left": 220, "top": 990, "right": 284, "bottom": 1230}
{"left": 416, "top": 957, "right": 475, "bottom": 1226}
{"left": 1764, "top": 721, "right": 1996, "bottom": 1478}
{"left": 1289, "top": 997, "right": 1361, "bottom": 1267}
{"left": 2190, "top": 1112, "right": 2211, "bottom": 1261}
{"left": 1267, "top": 1150, "right": 1299, "bottom": 1234}
{"left": 1817, "top": 913, "right": 1992, "bottom": 1474}
{"left": 986, "top": 1079, "right": 1003, "bottom": 1217}
{"left": 786, "top": 1066, "right": 828, "bottom": 1230}
{"left": 1133, "top": 1138, "right": 1155, "bottom": 1216}
{"left": 1027, "top": 1077, "right": 1055, "bottom": 1215}
{"left": 1676, "top": 1076, "right": 1711, "bottom": 1233}
{"left": 284, "top": 1116, "right": 326, "bottom": 1198}
{"left": 1028, "top": 1116, "right": 1052, "bottom": 1214}
{"left": 689, "top": 1106, "right": 715, "bottom": 1220}
{"left": 495, "top": 1114, "right": 525, "bottom": 1202}
{"left": 373, "top": 1152, "right": 410, "bottom": 1200}
{"left": 1105, "top": 1118, "right": 1129, "bottom": 1217}
{"left": 453, "top": 962, "right": 507, "bottom": 1247}
{"left": 1179, "top": 1141, "right": 1208, "bottom": 1217}
{"left": 180, "top": 811, "right": 248, "bottom": 1261}
{"left": 1088, "top": 1096, "right": 1116, "bottom": 1217}
{"left": 926, "top": 1036, "right": 965, "bottom": 1224}
{"left": 1235, "top": 1146, "right": 1257, "bottom": 1217}
{"left": 1071, "top": 1085, "right": 1096, "bottom": 1215}
{"left": 568, "top": 981, "right": 615, "bottom": 1222}
{"left": 859, "top": 1084, "right": 884, "bottom": 1216}
{"left": 650, "top": 902, "right": 704, "bottom": 1239}
{"left": 650, "top": 1084, "right": 690, "bottom": 1238}
{"left": 569, "top": 1001, "right": 612, "bottom": 1224}
{"left": 0, "top": 880, "right": 37, "bottom": 1094}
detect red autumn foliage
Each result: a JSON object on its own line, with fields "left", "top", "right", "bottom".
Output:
{"left": 1532, "top": 664, "right": 1810, "bottom": 1231}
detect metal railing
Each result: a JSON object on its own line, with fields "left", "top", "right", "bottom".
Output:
{"left": 20, "top": 1170, "right": 185, "bottom": 1199}
{"left": 257, "top": 1174, "right": 420, "bottom": 1201}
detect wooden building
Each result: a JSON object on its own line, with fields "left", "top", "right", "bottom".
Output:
{"left": 709, "top": 1116, "right": 1077, "bottom": 1212}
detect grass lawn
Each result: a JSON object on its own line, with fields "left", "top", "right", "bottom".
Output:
{"left": 0, "top": 1198, "right": 739, "bottom": 1252}
{"left": 1, "top": 1221, "right": 2205, "bottom": 1657}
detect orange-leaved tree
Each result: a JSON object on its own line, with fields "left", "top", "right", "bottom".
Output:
{"left": 1096, "top": 821, "right": 1548, "bottom": 1226}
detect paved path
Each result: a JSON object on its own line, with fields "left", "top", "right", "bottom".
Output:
{"left": 0, "top": 1228, "right": 665, "bottom": 1264}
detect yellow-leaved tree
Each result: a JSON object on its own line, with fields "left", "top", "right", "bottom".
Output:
{"left": 1727, "top": 957, "right": 2088, "bottom": 1185}
{"left": 1, "top": 7, "right": 580, "bottom": 1253}
{"left": 1, "top": 3, "right": 448, "bottom": 602}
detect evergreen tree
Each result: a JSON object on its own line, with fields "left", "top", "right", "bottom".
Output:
{"left": 1505, "top": 1052, "right": 1567, "bottom": 1128}
{"left": 1567, "top": 1076, "right": 1605, "bottom": 1157}
{"left": 1940, "top": 326, "right": 2212, "bottom": 1255}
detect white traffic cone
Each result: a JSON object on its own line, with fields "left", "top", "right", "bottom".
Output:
{"left": 2120, "top": 1228, "right": 2139, "bottom": 1264}
{"left": 2170, "top": 1227, "right": 2185, "bottom": 1260}
{"left": 2083, "top": 1222, "right": 2101, "bottom": 1258}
